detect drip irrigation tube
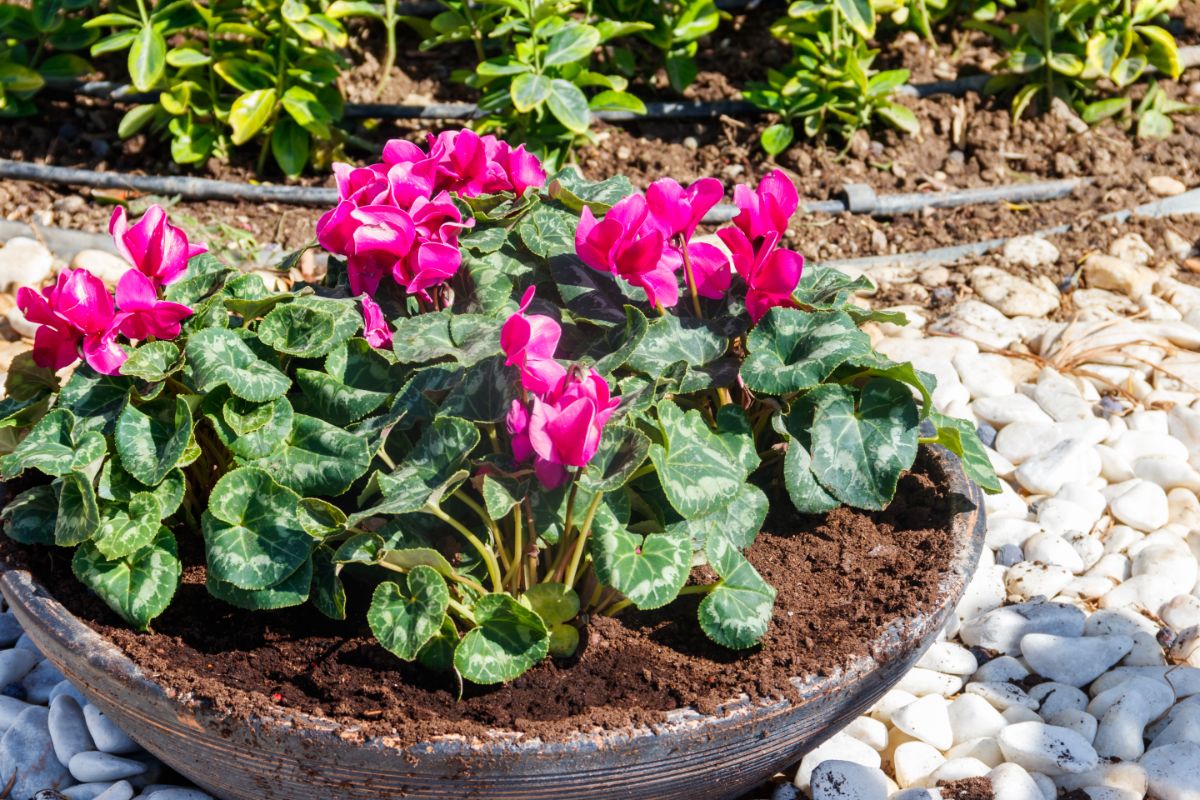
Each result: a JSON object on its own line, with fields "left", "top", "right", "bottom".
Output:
{"left": 0, "top": 158, "right": 1093, "bottom": 223}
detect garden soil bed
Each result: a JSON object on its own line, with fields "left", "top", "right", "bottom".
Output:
{"left": 0, "top": 452, "right": 959, "bottom": 748}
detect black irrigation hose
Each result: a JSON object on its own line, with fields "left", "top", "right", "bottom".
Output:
{"left": 0, "top": 158, "right": 1091, "bottom": 224}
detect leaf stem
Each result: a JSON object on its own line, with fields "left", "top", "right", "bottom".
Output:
{"left": 447, "top": 596, "right": 477, "bottom": 626}
{"left": 563, "top": 492, "right": 603, "bottom": 588}
{"left": 677, "top": 234, "right": 704, "bottom": 320}
{"left": 428, "top": 505, "right": 504, "bottom": 594}
{"left": 505, "top": 500, "right": 524, "bottom": 593}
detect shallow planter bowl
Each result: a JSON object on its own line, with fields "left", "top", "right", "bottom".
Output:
{"left": 1, "top": 445, "right": 985, "bottom": 800}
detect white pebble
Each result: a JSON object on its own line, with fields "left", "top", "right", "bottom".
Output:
{"left": 892, "top": 741, "right": 946, "bottom": 789}
{"left": 1016, "top": 439, "right": 1102, "bottom": 496}
{"left": 892, "top": 695, "right": 953, "bottom": 751}
{"left": 1020, "top": 633, "right": 1134, "bottom": 687}
{"left": 989, "top": 762, "right": 1043, "bottom": 800}
{"left": 795, "top": 733, "right": 882, "bottom": 791}
{"left": 997, "top": 721, "right": 1100, "bottom": 776}
{"left": 1139, "top": 741, "right": 1200, "bottom": 800}
{"left": 1109, "top": 480, "right": 1171, "bottom": 532}
{"left": 948, "top": 694, "right": 1008, "bottom": 745}
{"left": 810, "top": 760, "right": 889, "bottom": 800}
{"left": 915, "top": 642, "right": 977, "bottom": 676}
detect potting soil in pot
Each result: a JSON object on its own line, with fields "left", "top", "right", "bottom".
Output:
{"left": 0, "top": 451, "right": 959, "bottom": 748}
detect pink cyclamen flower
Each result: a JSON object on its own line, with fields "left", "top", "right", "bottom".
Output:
{"left": 576, "top": 194, "right": 677, "bottom": 309}
{"left": 109, "top": 205, "right": 207, "bottom": 286}
{"left": 732, "top": 169, "right": 799, "bottom": 242}
{"left": 717, "top": 228, "right": 805, "bottom": 323}
{"left": 646, "top": 177, "right": 723, "bottom": 241}
{"left": 18, "top": 269, "right": 126, "bottom": 374}
{"left": 112, "top": 269, "right": 193, "bottom": 341}
{"left": 526, "top": 369, "right": 620, "bottom": 488}
{"left": 501, "top": 287, "right": 567, "bottom": 394}
{"left": 361, "top": 295, "right": 392, "bottom": 349}
{"left": 393, "top": 192, "right": 467, "bottom": 300}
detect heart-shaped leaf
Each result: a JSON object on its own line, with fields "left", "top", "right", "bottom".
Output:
{"left": 242, "top": 413, "right": 370, "bottom": 496}
{"left": 928, "top": 411, "right": 1002, "bottom": 494}
{"left": 440, "top": 355, "right": 517, "bottom": 424}
{"left": 72, "top": 526, "right": 180, "bottom": 631}
{"left": 520, "top": 582, "right": 580, "bottom": 626}
{"left": 355, "top": 416, "right": 480, "bottom": 520}
{"left": 201, "top": 467, "right": 313, "bottom": 590}
{"left": 368, "top": 566, "right": 451, "bottom": 660}
{"left": 311, "top": 546, "right": 347, "bottom": 621}
{"left": 54, "top": 472, "right": 100, "bottom": 547}
{"left": 664, "top": 481, "right": 768, "bottom": 556}
{"left": 648, "top": 399, "right": 749, "bottom": 519}
{"left": 120, "top": 341, "right": 183, "bottom": 383}
{"left": 187, "top": 328, "right": 290, "bottom": 402}
{"left": 454, "top": 593, "right": 549, "bottom": 684}
{"left": 258, "top": 295, "right": 359, "bottom": 358}
{"left": 591, "top": 528, "right": 691, "bottom": 610}
{"left": 54, "top": 366, "right": 130, "bottom": 434}
{"left": 115, "top": 397, "right": 192, "bottom": 486}
{"left": 205, "top": 395, "right": 293, "bottom": 460}
{"left": 578, "top": 425, "right": 649, "bottom": 493}
{"left": 98, "top": 460, "right": 185, "bottom": 518}
{"left": 92, "top": 493, "right": 161, "bottom": 560}
{"left": 0, "top": 409, "right": 106, "bottom": 478}
{"left": 809, "top": 380, "right": 920, "bottom": 510}
{"left": 0, "top": 485, "right": 57, "bottom": 546}
{"left": 698, "top": 534, "right": 775, "bottom": 649}
{"left": 777, "top": 403, "right": 839, "bottom": 515}
{"left": 295, "top": 338, "right": 394, "bottom": 426}
{"left": 207, "top": 557, "right": 312, "bottom": 610}
{"left": 740, "top": 308, "right": 872, "bottom": 395}
{"left": 627, "top": 314, "right": 729, "bottom": 378}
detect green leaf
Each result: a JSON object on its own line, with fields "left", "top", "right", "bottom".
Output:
{"left": 545, "top": 24, "right": 600, "bottom": 67}
{"left": 833, "top": 0, "right": 875, "bottom": 37}
{"left": 740, "top": 308, "right": 872, "bottom": 395}
{"left": 120, "top": 341, "right": 182, "bottom": 383}
{"left": 205, "top": 395, "right": 293, "bottom": 460}
{"left": 333, "top": 532, "right": 385, "bottom": 565}
{"left": 271, "top": 117, "right": 310, "bottom": 178}
{"left": 0, "top": 63, "right": 45, "bottom": 92}
{"left": 761, "top": 123, "right": 794, "bottom": 155}
{"left": 627, "top": 314, "right": 730, "bottom": 378}
{"left": 417, "top": 616, "right": 459, "bottom": 671}
{"left": 546, "top": 78, "right": 590, "bottom": 133}
{"left": 699, "top": 533, "right": 775, "bottom": 649}
{"left": 258, "top": 295, "right": 358, "bottom": 358}
{"left": 92, "top": 492, "right": 161, "bottom": 560}
{"left": 877, "top": 102, "right": 920, "bottom": 136}
{"left": 519, "top": 208, "right": 580, "bottom": 262}
{"left": 1081, "top": 97, "right": 1130, "bottom": 124}
{"left": 115, "top": 397, "right": 192, "bottom": 486}
{"left": 311, "top": 546, "right": 347, "bottom": 620}
{"left": 454, "top": 593, "right": 550, "bottom": 684}
{"left": 0, "top": 409, "right": 106, "bottom": 478}
{"left": 666, "top": 51, "right": 698, "bottom": 94}
{"left": 510, "top": 73, "right": 552, "bottom": 113}
{"left": 779, "top": 404, "right": 839, "bottom": 515}
{"left": 368, "top": 566, "right": 451, "bottom": 661}
{"left": 440, "top": 355, "right": 516, "bottom": 423}
{"left": 579, "top": 425, "right": 649, "bottom": 492}
{"left": 213, "top": 58, "right": 273, "bottom": 92}
{"left": 128, "top": 26, "right": 166, "bottom": 91}
{"left": 295, "top": 338, "right": 393, "bottom": 424}
{"left": 55, "top": 366, "right": 130, "bottom": 433}
{"left": 809, "top": 380, "right": 920, "bottom": 510}
{"left": 359, "top": 416, "right": 480, "bottom": 519}
{"left": 54, "top": 472, "right": 99, "bottom": 546}
{"left": 281, "top": 85, "right": 332, "bottom": 138}
{"left": 1138, "top": 24, "right": 1181, "bottom": 78}
{"left": 665, "top": 481, "right": 768, "bottom": 555}
{"left": 520, "top": 582, "right": 579, "bottom": 626}
{"left": 97, "top": 459, "right": 185, "bottom": 518}
{"left": 229, "top": 88, "right": 277, "bottom": 146}
{"left": 481, "top": 473, "right": 528, "bottom": 520}
{"left": 929, "top": 412, "right": 1002, "bottom": 493}
{"left": 588, "top": 90, "right": 646, "bottom": 114}
{"left": 648, "top": 399, "right": 750, "bottom": 519}
{"left": 391, "top": 310, "right": 500, "bottom": 366}
{"left": 592, "top": 528, "right": 691, "bottom": 610}
{"left": 207, "top": 557, "right": 312, "bottom": 610}
{"left": 72, "top": 527, "right": 180, "bottom": 630}
{"left": 166, "top": 46, "right": 210, "bottom": 67}
{"left": 1, "top": 485, "right": 57, "bottom": 545}
{"left": 201, "top": 467, "right": 312, "bottom": 590}
{"left": 297, "top": 497, "right": 347, "bottom": 538}
{"left": 243, "top": 414, "right": 371, "bottom": 496}
{"left": 379, "top": 547, "right": 457, "bottom": 577}
{"left": 186, "top": 328, "right": 290, "bottom": 402}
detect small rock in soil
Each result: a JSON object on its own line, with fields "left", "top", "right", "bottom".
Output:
{"left": 1148, "top": 176, "right": 1187, "bottom": 197}
{"left": 1002, "top": 235, "right": 1060, "bottom": 269}
{"left": 0, "top": 237, "right": 53, "bottom": 291}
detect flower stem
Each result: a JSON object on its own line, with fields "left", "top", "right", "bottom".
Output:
{"left": 447, "top": 597, "right": 477, "bottom": 626}
{"left": 677, "top": 235, "right": 704, "bottom": 320}
{"left": 428, "top": 505, "right": 504, "bottom": 594}
{"left": 505, "top": 501, "right": 524, "bottom": 593}
{"left": 563, "top": 492, "right": 603, "bottom": 588}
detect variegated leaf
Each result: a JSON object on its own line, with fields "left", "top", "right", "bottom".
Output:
{"left": 591, "top": 528, "right": 691, "bottom": 610}
{"left": 368, "top": 566, "right": 450, "bottom": 660}
{"left": 740, "top": 308, "right": 872, "bottom": 395}
{"left": 453, "top": 593, "right": 549, "bottom": 684}
{"left": 72, "top": 526, "right": 181, "bottom": 631}
{"left": 186, "top": 328, "right": 290, "bottom": 402}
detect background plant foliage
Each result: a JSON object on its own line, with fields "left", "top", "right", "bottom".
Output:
{"left": 0, "top": 168, "right": 998, "bottom": 686}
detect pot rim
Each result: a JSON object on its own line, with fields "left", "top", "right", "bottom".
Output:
{"left": 0, "top": 444, "right": 985, "bottom": 756}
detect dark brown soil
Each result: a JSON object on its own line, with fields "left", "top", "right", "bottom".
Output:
{"left": 938, "top": 777, "right": 995, "bottom": 800}
{"left": 0, "top": 452, "right": 962, "bottom": 746}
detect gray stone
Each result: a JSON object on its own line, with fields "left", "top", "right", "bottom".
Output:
{"left": 140, "top": 790, "right": 214, "bottom": 800}
{"left": 22, "top": 659, "right": 66, "bottom": 705}
{"left": 62, "top": 785, "right": 118, "bottom": 800}
{"left": 0, "top": 648, "right": 40, "bottom": 687}
{"left": 959, "top": 601, "right": 1087, "bottom": 655}
{"left": 0, "top": 612, "right": 23, "bottom": 647}
{"left": 0, "top": 706, "right": 74, "bottom": 799}
{"left": 82, "top": 705, "right": 139, "bottom": 755}
{"left": 49, "top": 695, "right": 95, "bottom": 768}
{"left": 1020, "top": 634, "right": 1134, "bottom": 687}
{"left": 0, "top": 237, "right": 53, "bottom": 291}
{"left": 48, "top": 681, "right": 89, "bottom": 707}
{"left": 0, "top": 695, "right": 33, "bottom": 731}
{"left": 93, "top": 782, "right": 134, "bottom": 800}
{"left": 68, "top": 752, "right": 147, "bottom": 783}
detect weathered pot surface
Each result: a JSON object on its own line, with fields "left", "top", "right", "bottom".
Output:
{"left": 0, "top": 445, "right": 985, "bottom": 800}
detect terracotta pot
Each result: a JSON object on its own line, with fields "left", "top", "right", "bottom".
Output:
{"left": 0, "top": 445, "right": 985, "bottom": 800}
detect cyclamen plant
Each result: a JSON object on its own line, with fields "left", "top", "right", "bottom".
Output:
{"left": 0, "top": 130, "right": 999, "bottom": 687}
